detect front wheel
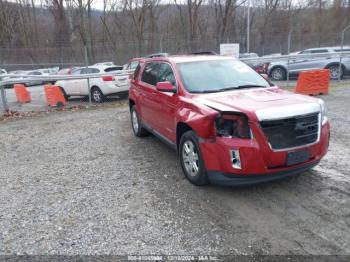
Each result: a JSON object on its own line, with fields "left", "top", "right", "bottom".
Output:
{"left": 270, "top": 67, "right": 287, "bottom": 81}
{"left": 179, "top": 131, "right": 208, "bottom": 186}
{"left": 327, "top": 65, "right": 343, "bottom": 80}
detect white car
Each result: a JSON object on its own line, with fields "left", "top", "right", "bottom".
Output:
{"left": 2, "top": 70, "right": 49, "bottom": 87}
{"left": 55, "top": 65, "right": 130, "bottom": 103}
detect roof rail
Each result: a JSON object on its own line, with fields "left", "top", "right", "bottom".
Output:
{"left": 191, "top": 51, "right": 218, "bottom": 55}
{"left": 146, "top": 52, "right": 169, "bottom": 58}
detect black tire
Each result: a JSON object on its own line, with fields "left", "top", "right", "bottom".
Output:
{"left": 91, "top": 86, "right": 105, "bottom": 103}
{"left": 130, "top": 105, "right": 148, "bottom": 137}
{"left": 327, "top": 64, "right": 344, "bottom": 80}
{"left": 59, "top": 87, "right": 70, "bottom": 100}
{"left": 179, "top": 130, "right": 208, "bottom": 186}
{"left": 270, "top": 66, "right": 287, "bottom": 81}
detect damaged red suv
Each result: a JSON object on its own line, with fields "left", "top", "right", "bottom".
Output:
{"left": 128, "top": 55, "right": 330, "bottom": 186}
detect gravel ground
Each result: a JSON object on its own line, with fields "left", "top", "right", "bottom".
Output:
{"left": 0, "top": 86, "right": 350, "bottom": 256}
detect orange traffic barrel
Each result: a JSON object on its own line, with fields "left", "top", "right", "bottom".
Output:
{"left": 295, "top": 69, "right": 330, "bottom": 96}
{"left": 44, "top": 85, "right": 66, "bottom": 107}
{"left": 14, "top": 84, "right": 31, "bottom": 103}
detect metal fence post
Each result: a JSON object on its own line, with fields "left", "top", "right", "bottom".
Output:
{"left": 0, "top": 84, "right": 9, "bottom": 114}
{"left": 339, "top": 24, "right": 350, "bottom": 81}
{"left": 84, "top": 45, "right": 92, "bottom": 104}
{"left": 287, "top": 30, "right": 292, "bottom": 87}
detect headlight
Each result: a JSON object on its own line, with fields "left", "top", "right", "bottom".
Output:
{"left": 318, "top": 99, "right": 328, "bottom": 125}
{"left": 215, "top": 113, "right": 251, "bottom": 138}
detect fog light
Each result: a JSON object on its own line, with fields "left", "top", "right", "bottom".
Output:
{"left": 230, "top": 149, "right": 241, "bottom": 169}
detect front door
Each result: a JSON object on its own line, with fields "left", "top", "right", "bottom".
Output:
{"left": 152, "top": 62, "right": 179, "bottom": 142}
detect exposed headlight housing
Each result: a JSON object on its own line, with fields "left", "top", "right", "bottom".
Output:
{"left": 215, "top": 113, "right": 251, "bottom": 138}
{"left": 318, "top": 99, "right": 328, "bottom": 125}
{"left": 230, "top": 149, "right": 242, "bottom": 169}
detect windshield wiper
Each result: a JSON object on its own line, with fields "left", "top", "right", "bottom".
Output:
{"left": 193, "top": 85, "right": 266, "bottom": 94}
{"left": 235, "top": 84, "right": 266, "bottom": 89}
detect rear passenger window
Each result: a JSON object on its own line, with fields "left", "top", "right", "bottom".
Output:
{"left": 105, "top": 66, "right": 122, "bottom": 72}
{"left": 335, "top": 49, "right": 350, "bottom": 52}
{"left": 81, "top": 68, "right": 100, "bottom": 74}
{"left": 141, "top": 63, "right": 159, "bottom": 86}
{"left": 311, "top": 50, "right": 328, "bottom": 53}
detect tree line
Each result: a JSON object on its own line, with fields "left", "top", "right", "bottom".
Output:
{"left": 0, "top": 0, "right": 350, "bottom": 66}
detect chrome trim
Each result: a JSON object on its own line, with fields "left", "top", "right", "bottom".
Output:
{"left": 255, "top": 103, "right": 321, "bottom": 121}
{"left": 262, "top": 113, "right": 321, "bottom": 152}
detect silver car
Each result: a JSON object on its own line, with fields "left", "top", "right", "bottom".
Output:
{"left": 268, "top": 47, "right": 350, "bottom": 80}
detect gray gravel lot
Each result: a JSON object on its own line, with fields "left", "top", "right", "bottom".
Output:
{"left": 0, "top": 87, "right": 350, "bottom": 256}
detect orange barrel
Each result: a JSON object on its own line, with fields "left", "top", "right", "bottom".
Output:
{"left": 14, "top": 84, "right": 31, "bottom": 103}
{"left": 44, "top": 85, "right": 66, "bottom": 107}
{"left": 295, "top": 69, "right": 330, "bottom": 95}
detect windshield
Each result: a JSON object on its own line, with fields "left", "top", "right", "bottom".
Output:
{"left": 178, "top": 59, "right": 270, "bottom": 93}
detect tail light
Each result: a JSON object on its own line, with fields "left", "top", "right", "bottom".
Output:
{"left": 102, "top": 76, "right": 114, "bottom": 81}
{"left": 215, "top": 113, "right": 251, "bottom": 138}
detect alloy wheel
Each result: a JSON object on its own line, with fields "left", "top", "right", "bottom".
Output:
{"left": 132, "top": 109, "right": 139, "bottom": 132}
{"left": 182, "top": 140, "right": 200, "bottom": 177}
{"left": 271, "top": 68, "right": 284, "bottom": 80}
{"left": 329, "top": 66, "right": 341, "bottom": 79}
{"left": 92, "top": 89, "right": 102, "bottom": 102}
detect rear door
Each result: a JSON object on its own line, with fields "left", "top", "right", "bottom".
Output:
{"left": 137, "top": 62, "right": 161, "bottom": 128}
{"left": 64, "top": 68, "right": 83, "bottom": 95}
{"left": 75, "top": 67, "right": 100, "bottom": 95}
{"left": 290, "top": 49, "right": 329, "bottom": 73}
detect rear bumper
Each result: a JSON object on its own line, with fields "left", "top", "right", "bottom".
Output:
{"left": 102, "top": 83, "right": 129, "bottom": 95}
{"left": 207, "top": 160, "right": 319, "bottom": 186}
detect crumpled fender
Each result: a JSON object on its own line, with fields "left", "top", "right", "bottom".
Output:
{"left": 176, "top": 98, "right": 219, "bottom": 139}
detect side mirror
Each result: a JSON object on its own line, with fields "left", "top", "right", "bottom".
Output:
{"left": 156, "top": 81, "right": 176, "bottom": 93}
{"left": 260, "top": 73, "right": 269, "bottom": 80}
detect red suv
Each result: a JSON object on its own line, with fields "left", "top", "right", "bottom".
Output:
{"left": 128, "top": 55, "right": 330, "bottom": 186}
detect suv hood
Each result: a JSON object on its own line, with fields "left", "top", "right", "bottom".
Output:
{"left": 194, "top": 87, "right": 322, "bottom": 121}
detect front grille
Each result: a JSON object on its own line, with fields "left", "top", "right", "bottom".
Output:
{"left": 260, "top": 113, "right": 319, "bottom": 150}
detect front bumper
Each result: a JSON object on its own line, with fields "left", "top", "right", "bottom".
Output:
{"left": 199, "top": 121, "right": 330, "bottom": 186}
{"left": 207, "top": 160, "right": 319, "bottom": 186}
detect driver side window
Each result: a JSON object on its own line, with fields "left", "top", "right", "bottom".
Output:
{"left": 158, "top": 63, "right": 176, "bottom": 87}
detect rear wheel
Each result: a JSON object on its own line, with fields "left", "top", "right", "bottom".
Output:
{"left": 130, "top": 105, "right": 148, "bottom": 137}
{"left": 270, "top": 66, "right": 287, "bottom": 81}
{"left": 179, "top": 131, "right": 208, "bottom": 186}
{"left": 91, "top": 87, "right": 105, "bottom": 103}
{"left": 327, "top": 64, "right": 343, "bottom": 80}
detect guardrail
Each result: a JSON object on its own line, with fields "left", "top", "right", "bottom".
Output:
{"left": 239, "top": 51, "right": 350, "bottom": 64}
{"left": 0, "top": 70, "right": 133, "bottom": 114}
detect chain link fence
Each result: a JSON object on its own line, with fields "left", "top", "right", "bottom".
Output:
{"left": 0, "top": 69, "right": 132, "bottom": 116}
{"left": 1, "top": 28, "right": 350, "bottom": 116}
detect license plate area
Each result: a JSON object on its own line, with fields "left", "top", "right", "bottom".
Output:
{"left": 287, "top": 150, "right": 310, "bottom": 166}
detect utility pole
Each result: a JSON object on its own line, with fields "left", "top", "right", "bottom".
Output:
{"left": 338, "top": 24, "right": 350, "bottom": 81}
{"left": 247, "top": 0, "right": 251, "bottom": 53}
{"left": 287, "top": 30, "right": 292, "bottom": 86}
